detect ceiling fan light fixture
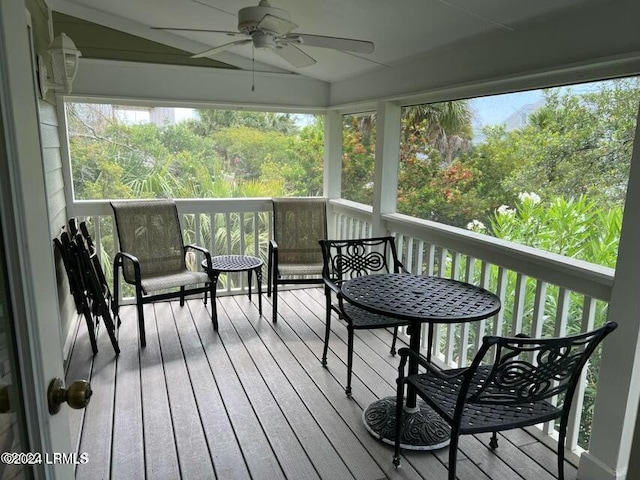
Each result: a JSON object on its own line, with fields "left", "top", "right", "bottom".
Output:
{"left": 252, "top": 31, "right": 276, "bottom": 49}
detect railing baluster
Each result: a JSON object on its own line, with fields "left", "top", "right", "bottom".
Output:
{"left": 531, "top": 280, "right": 548, "bottom": 338}
{"left": 425, "top": 243, "right": 435, "bottom": 276}
{"left": 512, "top": 273, "right": 527, "bottom": 335}
{"left": 566, "top": 296, "right": 597, "bottom": 450}
{"left": 494, "top": 267, "right": 508, "bottom": 337}
{"left": 445, "top": 252, "right": 461, "bottom": 365}
{"left": 415, "top": 240, "right": 424, "bottom": 275}
{"left": 544, "top": 287, "right": 571, "bottom": 435}
{"left": 459, "top": 256, "right": 475, "bottom": 366}
{"left": 473, "top": 261, "right": 491, "bottom": 357}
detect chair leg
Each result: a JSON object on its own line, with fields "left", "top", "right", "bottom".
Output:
{"left": 82, "top": 309, "right": 98, "bottom": 355}
{"left": 557, "top": 420, "right": 568, "bottom": 480}
{"left": 272, "top": 281, "right": 278, "bottom": 323}
{"left": 393, "top": 379, "right": 405, "bottom": 467}
{"left": 448, "top": 426, "right": 461, "bottom": 480}
{"left": 101, "top": 310, "right": 120, "bottom": 356}
{"left": 489, "top": 432, "right": 499, "bottom": 449}
{"left": 209, "top": 281, "right": 218, "bottom": 331}
{"left": 390, "top": 326, "right": 399, "bottom": 355}
{"left": 322, "top": 290, "right": 331, "bottom": 367}
{"left": 267, "top": 255, "right": 272, "bottom": 297}
{"left": 346, "top": 328, "right": 354, "bottom": 396}
{"left": 180, "top": 286, "right": 185, "bottom": 307}
{"left": 136, "top": 286, "right": 146, "bottom": 347}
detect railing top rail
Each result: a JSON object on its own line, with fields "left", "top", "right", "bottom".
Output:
{"left": 385, "top": 212, "right": 614, "bottom": 301}
{"left": 326, "top": 200, "right": 614, "bottom": 301}
{"left": 72, "top": 198, "right": 275, "bottom": 216}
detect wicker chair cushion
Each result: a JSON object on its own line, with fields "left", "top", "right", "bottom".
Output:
{"left": 140, "top": 270, "right": 211, "bottom": 295}
{"left": 408, "top": 366, "right": 560, "bottom": 434}
{"left": 342, "top": 302, "right": 410, "bottom": 329}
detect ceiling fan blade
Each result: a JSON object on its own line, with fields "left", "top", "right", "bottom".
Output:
{"left": 152, "top": 27, "right": 242, "bottom": 36}
{"left": 272, "top": 43, "right": 316, "bottom": 68}
{"left": 191, "top": 39, "right": 252, "bottom": 58}
{"left": 257, "top": 14, "right": 298, "bottom": 35}
{"left": 285, "top": 33, "right": 374, "bottom": 54}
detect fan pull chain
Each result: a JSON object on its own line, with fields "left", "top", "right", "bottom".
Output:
{"left": 251, "top": 45, "right": 255, "bottom": 92}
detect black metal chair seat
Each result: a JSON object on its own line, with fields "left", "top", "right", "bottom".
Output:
{"left": 342, "top": 303, "right": 410, "bottom": 330}
{"left": 409, "top": 365, "right": 560, "bottom": 434}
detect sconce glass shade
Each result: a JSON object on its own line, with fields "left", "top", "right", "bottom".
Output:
{"left": 39, "top": 33, "right": 82, "bottom": 97}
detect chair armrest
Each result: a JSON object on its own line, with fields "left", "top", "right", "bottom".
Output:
{"left": 185, "top": 244, "right": 212, "bottom": 270}
{"left": 398, "top": 347, "right": 467, "bottom": 379}
{"left": 114, "top": 251, "right": 142, "bottom": 284}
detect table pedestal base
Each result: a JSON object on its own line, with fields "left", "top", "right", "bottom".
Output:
{"left": 363, "top": 396, "right": 451, "bottom": 450}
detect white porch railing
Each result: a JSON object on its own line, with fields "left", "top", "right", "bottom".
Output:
{"left": 329, "top": 198, "right": 615, "bottom": 456}
{"left": 73, "top": 197, "right": 615, "bottom": 457}
{"left": 71, "top": 198, "right": 273, "bottom": 298}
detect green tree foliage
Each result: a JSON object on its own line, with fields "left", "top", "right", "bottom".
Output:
{"left": 341, "top": 114, "right": 376, "bottom": 204}
{"left": 68, "top": 104, "right": 322, "bottom": 200}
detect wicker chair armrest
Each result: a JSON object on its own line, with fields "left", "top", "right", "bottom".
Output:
{"left": 269, "top": 239, "right": 279, "bottom": 251}
{"left": 185, "top": 244, "right": 212, "bottom": 270}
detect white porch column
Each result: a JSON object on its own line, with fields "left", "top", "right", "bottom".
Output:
{"left": 371, "top": 101, "right": 401, "bottom": 236}
{"left": 578, "top": 106, "right": 640, "bottom": 480}
{"left": 324, "top": 109, "right": 342, "bottom": 239}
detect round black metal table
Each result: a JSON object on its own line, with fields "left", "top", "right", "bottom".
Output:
{"left": 201, "top": 255, "right": 263, "bottom": 323}
{"left": 341, "top": 273, "right": 501, "bottom": 450}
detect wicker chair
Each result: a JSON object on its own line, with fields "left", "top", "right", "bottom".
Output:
{"left": 319, "top": 237, "right": 410, "bottom": 396}
{"left": 267, "top": 197, "right": 327, "bottom": 321}
{"left": 393, "top": 321, "right": 618, "bottom": 480}
{"left": 111, "top": 199, "right": 214, "bottom": 347}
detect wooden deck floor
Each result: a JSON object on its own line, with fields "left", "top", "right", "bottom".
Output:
{"left": 65, "top": 287, "right": 578, "bottom": 480}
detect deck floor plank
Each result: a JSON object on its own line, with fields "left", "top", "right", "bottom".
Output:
{"left": 75, "top": 313, "right": 117, "bottom": 480}
{"left": 211, "top": 299, "right": 321, "bottom": 480}
{"left": 110, "top": 306, "right": 145, "bottom": 480}
{"left": 67, "top": 288, "right": 579, "bottom": 480}
{"left": 265, "top": 291, "right": 441, "bottom": 480}
{"left": 172, "top": 300, "right": 251, "bottom": 480}
{"left": 155, "top": 302, "right": 216, "bottom": 479}
{"left": 189, "top": 299, "right": 286, "bottom": 480}
{"left": 139, "top": 304, "right": 181, "bottom": 479}
{"left": 223, "top": 294, "right": 358, "bottom": 480}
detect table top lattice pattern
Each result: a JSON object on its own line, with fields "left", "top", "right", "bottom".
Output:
{"left": 341, "top": 273, "right": 501, "bottom": 323}
{"left": 206, "top": 255, "right": 263, "bottom": 273}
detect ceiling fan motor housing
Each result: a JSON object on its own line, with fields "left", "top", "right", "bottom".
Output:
{"left": 238, "top": 1, "right": 290, "bottom": 34}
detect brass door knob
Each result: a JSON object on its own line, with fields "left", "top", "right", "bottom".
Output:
{"left": 47, "top": 377, "right": 92, "bottom": 415}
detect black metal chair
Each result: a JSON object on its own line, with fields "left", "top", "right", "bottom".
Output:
{"left": 319, "top": 236, "right": 410, "bottom": 396}
{"left": 111, "top": 199, "right": 214, "bottom": 347}
{"left": 393, "top": 321, "right": 618, "bottom": 480}
{"left": 267, "top": 197, "right": 327, "bottom": 321}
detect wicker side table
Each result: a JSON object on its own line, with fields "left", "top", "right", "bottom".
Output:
{"left": 201, "top": 255, "right": 263, "bottom": 324}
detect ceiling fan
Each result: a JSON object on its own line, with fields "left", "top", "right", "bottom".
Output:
{"left": 153, "top": 0, "right": 375, "bottom": 68}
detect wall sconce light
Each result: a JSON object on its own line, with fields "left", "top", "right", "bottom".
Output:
{"left": 38, "top": 33, "right": 82, "bottom": 98}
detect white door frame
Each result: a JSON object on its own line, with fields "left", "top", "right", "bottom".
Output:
{"left": 0, "top": 0, "right": 73, "bottom": 478}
